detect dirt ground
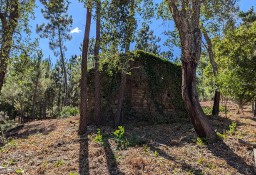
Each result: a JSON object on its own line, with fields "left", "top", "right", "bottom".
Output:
{"left": 0, "top": 101, "right": 255, "bottom": 175}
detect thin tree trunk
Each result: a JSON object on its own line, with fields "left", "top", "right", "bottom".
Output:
{"left": 115, "top": 71, "right": 127, "bottom": 127}
{"left": 201, "top": 26, "right": 220, "bottom": 116}
{"left": 79, "top": 0, "right": 92, "bottom": 135}
{"left": 58, "top": 29, "right": 68, "bottom": 106}
{"left": 115, "top": 0, "right": 134, "bottom": 127}
{"left": 94, "top": 0, "right": 101, "bottom": 125}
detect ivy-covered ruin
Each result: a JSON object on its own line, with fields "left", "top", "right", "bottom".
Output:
{"left": 88, "top": 50, "right": 186, "bottom": 123}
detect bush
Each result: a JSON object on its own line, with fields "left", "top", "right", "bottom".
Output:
{"left": 60, "top": 106, "right": 79, "bottom": 118}
{"left": 113, "top": 126, "right": 129, "bottom": 150}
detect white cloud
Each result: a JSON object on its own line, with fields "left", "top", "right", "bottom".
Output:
{"left": 70, "top": 27, "right": 81, "bottom": 34}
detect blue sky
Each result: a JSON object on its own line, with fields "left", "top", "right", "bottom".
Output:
{"left": 30, "top": 0, "right": 255, "bottom": 63}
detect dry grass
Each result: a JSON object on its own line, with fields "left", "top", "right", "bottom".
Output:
{"left": 0, "top": 101, "right": 255, "bottom": 175}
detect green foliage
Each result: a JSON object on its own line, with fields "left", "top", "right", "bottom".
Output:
{"left": 216, "top": 122, "right": 237, "bottom": 140}
{"left": 113, "top": 126, "right": 129, "bottom": 150}
{"left": 94, "top": 129, "right": 103, "bottom": 144}
{"left": 202, "top": 106, "right": 212, "bottom": 116}
{"left": 228, "top": 122, "right": 237, "bottom": 134}
{"left": 196, "top": 137, "right": 208, "bottom": 146}
{"left": 69, "top": 172, "right": 79, "bottom": 175}
{"left": 15, "top": 169, "right": 24, "bottom": 174}
{"left": 214, "top": 21, "right": 256, "bottom": 105}
{"left": 216, "top": 132, "right": 227, "bottom": 140}
{"left": 60, "top": 106, "right": 79, "bottom": 118}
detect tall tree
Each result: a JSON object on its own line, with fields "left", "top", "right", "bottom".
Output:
{"left": 135, "top": 22, "right": 161, "bottom": 54}
{"left": 0, "top": 0, "right": 35, "bottom": 91}
{"left": 37, "top": 0, "right": 72, "bottom": 106}
{"left": 79, "top": 0, "right": 92, "bottom": 135}
{"left": 115, "top": 0, "right": 136, "bottom": 127}
{"left": 166, "top": 0, "right": 217, "bottom": 141}
{"left": 201, "top": 26, "right": 220, "bottom": 116}
{"left": 94, "top": 0, "right": 102, "bottom": 125}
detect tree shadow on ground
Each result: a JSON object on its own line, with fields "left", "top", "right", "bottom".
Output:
{"left": 6, "top": 123, "right": 56, "bottom": 139}
{"left": 79, "top": 135, "right": 89, "bottom": 175}
{"left": 240, "top": 116, "right": 256, "bottom": 122}
{"left": 103, "top": 139, "right": 125, "bottom": 175}
{"left": 149, "top": 144, "right": 204, "bottom": 175}
{"left": 207, "top": 140, "right": 255, "bottom": 175}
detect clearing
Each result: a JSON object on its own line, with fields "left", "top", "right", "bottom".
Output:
{"left": 0, "top": 101, "right": 255, "bottom": 175}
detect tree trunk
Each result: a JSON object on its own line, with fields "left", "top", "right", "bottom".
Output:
{"left": 58, "top": 29, "right": 68, "bottom": 106}
{"left": 79, "top": 1, "right": 92, "bottom": 135}
{"left": 201, "top": 26, "right": 220, "bottom": 116}
{"left": 115, "top": 72, "right": 127, "bottom": 127}
{"left": 94, "top": 0, "right": 101, "bottom": 125}
{"left": 167, "top": 1, "right": 216, "bottom": 142}
{"left": 114, "top": 0, "right": 134, "bottom": 127}
{"left": 212, "top": 90, "right": 220, "bottom": 116}
{"left": 182, "top": 60, "right": 216, "bottom": 141}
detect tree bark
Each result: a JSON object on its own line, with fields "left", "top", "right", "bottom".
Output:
{"left": 115, "top": 71, "right": 127, "bottom": 127}
{"left": 79, "top": 0, "right": 92, "bottom": 135}
{"left": 201, "top": 26, "right": 220, "bottom": 116}
{"left": 94, "top": 0, "right": 102, "bottom": 125}
{"left": 167, "top": 0, "right": 217, "bottom": 141}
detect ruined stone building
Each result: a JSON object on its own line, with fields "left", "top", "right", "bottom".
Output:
{"left": 88, "top": 51, "right": 185, "bottom": 123}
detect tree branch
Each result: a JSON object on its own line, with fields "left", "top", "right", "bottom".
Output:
{"left": 166, "top": 0, "right": 182, "bottom": 28}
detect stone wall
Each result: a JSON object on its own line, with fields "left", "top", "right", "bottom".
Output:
{"left": 88, "top": 51, "right": 185, "bottom": 123}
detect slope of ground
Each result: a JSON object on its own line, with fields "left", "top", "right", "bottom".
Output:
{"left": 0, "top": 102, "right": 255, "bottom": 175}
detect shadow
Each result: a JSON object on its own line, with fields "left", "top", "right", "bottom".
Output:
{"left": 240, "top": 116, "right": 256, "bottom": 122}
{"left": 6, "top": 123, "right": 56, "bottom": 139}
{"left": 79, "top": 135, "right": 89, "bottom": 175}
{"left": 207, "top": 140, "right": 255, "bottom": 175}
{"left": 148, "top": 144, "right": 204, "bottom": 175}
{"left": 103, "top": 139, "right": 124, "bottom": 175}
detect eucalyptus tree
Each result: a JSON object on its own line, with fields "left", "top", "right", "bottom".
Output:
{"left": 0, "top": 0, "right": 35, "bottom": 91}
{"left": 166, "top": 0, "right": 217, "bottom": 141}
{"left": 37, "top": 0, "right": 73, "bottom": 106}
{"left": 165, "top": 0, "right": 240, "bottom": 141}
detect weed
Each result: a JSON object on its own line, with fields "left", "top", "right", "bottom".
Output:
{"left": 113, "top": 126, "right": 129, "bottom": 150}
{"left": 15, "top": 169, "right": 24, "bottom": 174}
{"left": 202, "top": 106, "right": 212, "bottom": 116}
{"left": 196, "top": 137, "right": 207, "bottom": 146}
{"left": 143, "top": 145, "right": 150, "bottom": 153}
{"left": 69, "top": 172, "right": 79, "bottom": 175}
{"left": 228, "top": 122, "right": 237, "bottom": 134}
{"left": 94, "top": 129, "right": 103, "bottom": 144}
{"left": 216, "top": 132, "right": 227, "bottom": 140}
{"left": 153, "top": 150, "right": 159, "bottom": 157}
{"left": 53, "top": 159, "right": 64, "bottom": 167}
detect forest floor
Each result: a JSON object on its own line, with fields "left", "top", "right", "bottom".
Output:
{"left": 0, "top": 101, "right": 256, "bottom": 175}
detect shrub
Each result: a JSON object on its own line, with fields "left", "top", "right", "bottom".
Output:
{"left": 94, "top": 129, "right": 103, "bottom": 144}
{"left": 113, "top": 126, "right": 129, "bottom": 150}
{"left": 60, "top": 106, "right": 79, "bottom": 118}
